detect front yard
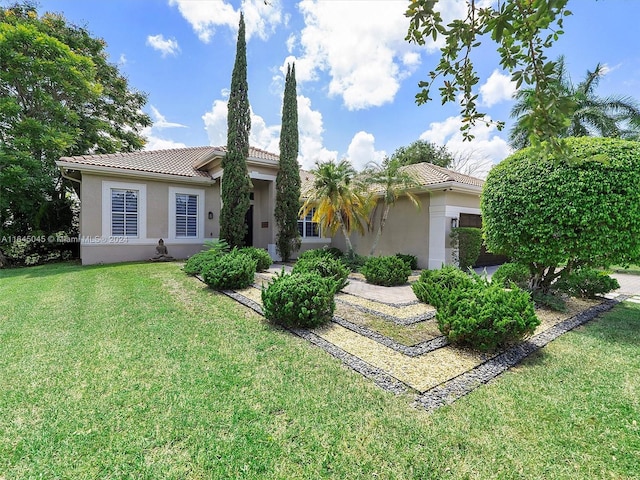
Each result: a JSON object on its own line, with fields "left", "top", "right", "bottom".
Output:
{"left": 1, "top": 262, "right": 638, "bottom": 479}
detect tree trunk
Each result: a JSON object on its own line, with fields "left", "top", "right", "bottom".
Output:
{"left": 369, "top": 204, "right": 390, "bottom": 256}
{"left": 336, "top": 211, "right": 354, "bottom": 253}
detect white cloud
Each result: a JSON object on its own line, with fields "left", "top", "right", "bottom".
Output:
{"left": 168, "top": 0, "right": 283, "bottom": 42}
{"left": 118, "top": 53, "right": 127, "bottom": 66}
{"left": 345, "top": 131, "right": 386, "bottom": 171}
{"left": 419, "top": 116, "right": 513, "bottom": 177}
{"left": 141, "top": 126, "right": 187, "bottom": 151}
{"left": 480, "top": 70, "right": 517, "bottom": 107}
{"left": 295, "top": 0, "right": 423, "bottom": 110}
{"left": 202, "top": 92, "right": 337, "bottom": 171}
{"left": 150, "top": 105, "right": 187, "bottom": 129}
{"left": 146, "top": 34, "right": 180, "bottom": 57}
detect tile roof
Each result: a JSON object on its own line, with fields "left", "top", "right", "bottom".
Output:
{"left": 401, "top": 162, "right": 485, "bottom": 188}
{"left": 58, "top": 146, "right": 279, "bottom": 178}
{"left": 300, "top": 163, "right": 483, "bottom": 195}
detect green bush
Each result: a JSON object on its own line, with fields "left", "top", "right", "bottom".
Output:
{"left": 360, "top": 255, "right": 411, "bottom": 286}
{"left": 450, "top": 227, "right": 483, "bottom": 270}
{"left": 183, "top": 249, "right": 223, "bottom": 276}
{"left": 492, "top": 262, "right": 530, "bottom": 289}
{"left": 531, "top": 291, "right": 567, "bottom": 312}
{"left": 239, "top": 246, "right": 272, "bottom": 271}
{"left": 201, "top": 250, "right": 257, "bottom": 290}
{"left": 325, "top": 246, "right": 344, "bottom": 259}
{"left": 297, "top": 248, "right": 333, "bottom": 262}
{"left": 395, "top": 253, "right": 418, "bottom": 270}
{"left": 261, "top": 271, "right": 335, "bottom": 328}
{"left": 553, "top": 267, "right": 620, "bottom": 299}
{"left": 411, "top": 265, "right": 477, "bottom": 309}
{"left": 341, "top": 250, "right": 367, "bottom": 272}
{"left": 292, "top": 255, "right": 350, "bottom": 293}
{"left": 482, "top": 137, "right": 640, "bottom": 292}
{"left": 437, "top": 284, "right": 539, "bottom": 352}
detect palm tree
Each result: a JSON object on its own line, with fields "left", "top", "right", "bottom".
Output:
{"left": 362, "top": 158, "right": 421, "bottom": 256}
{"left": 509, "top": 56, "right": 640, "bottom": 149}
{"left": 300, "top": 160, "right": 372, "bottom": 253}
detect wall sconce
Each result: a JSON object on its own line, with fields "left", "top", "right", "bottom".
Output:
{"left": 451, "top": 218, "right": 458, "bottom": 229}
{"left": 208, "top": 211, "right": 214, "bottom": 220}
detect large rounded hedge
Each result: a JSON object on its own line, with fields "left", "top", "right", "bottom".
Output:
{"left": 482, "top": 137, "right": 640, "bottom": 290}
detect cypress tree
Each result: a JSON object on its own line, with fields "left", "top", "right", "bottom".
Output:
{"left": 220, "top": 12, "right": 252, "bottom": 248}
{"left": 275, "top": 63, "right": 301, "bottom": 261}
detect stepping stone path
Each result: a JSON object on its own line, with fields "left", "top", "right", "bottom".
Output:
{"left": 217, "top": 266, "right": 629, "bottom": 412}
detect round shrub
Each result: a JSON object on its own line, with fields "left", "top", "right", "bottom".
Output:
{"left": 491, "top": 262, "right": 530, "bottom": 289}
{"left": 261, "top": 272, "right": 335, "bottom": 328}
{"left": 201, "top": 251, "right": 257, "bottom": 290}
{"left": 411, "top": 265, "right": 476, "bottom": 309}
{"left": 395, "top": 253, "right": 418, "bottom": 270}
{"left": 341, "top": 251, "right": 367, "bottom": 272}
{"left": 482, "top": 137, "right": 640, "bottom": 292}
{"left": 239, "top": 246, "right": 272, "bottom": 271}
{"left": 360, "top": 255, "right": 411, "bottom": 286}
{"left": 552, "top": 267, "right": 620, "bottom": 298}
{"left": 437, "top": 284, "right": 539, "bottom": 352}
{"left": 292, "top": 255, "right": 350, "bottom": 293}
{"left": 183, "top": 249, "right": 223, "bottom": 276}
{"left": 297, "top": 248, "right": 333, "bottom": 262}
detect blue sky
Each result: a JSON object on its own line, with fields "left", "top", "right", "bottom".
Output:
{"left": 38, "top": 0, "right": 640, "bottom": 175}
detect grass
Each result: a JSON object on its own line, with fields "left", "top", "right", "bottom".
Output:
{"left": 1, "top": 261, "right": 639, "bottom": 479}
{"left": 610, "top": 264, "right": 640, "bottom": 276}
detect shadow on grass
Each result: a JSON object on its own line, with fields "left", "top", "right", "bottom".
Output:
{"left": 0, "top": 260, "right": 185, "bottom": 280}
{"left": 569, "top": 301, "right": 640, "bottom": 348}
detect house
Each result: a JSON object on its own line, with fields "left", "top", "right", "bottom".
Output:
{"left": 56, "top": 146, "right": 485, "bottom": 268}
{"left": 305, "top": 163, "right": 486, "bottom": 269}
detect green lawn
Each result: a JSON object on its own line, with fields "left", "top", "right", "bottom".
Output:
{"left": 611, "top": 265, "right": 640, "bottom": 276}
{"left": 1, "top": 262, "right": 638, "bottom": 479}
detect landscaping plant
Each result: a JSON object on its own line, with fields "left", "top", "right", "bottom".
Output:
{"left": 239, "top": 246, "right": 272, "bottom": 272}
{"left": 449, "top": 227, "right": 482, "bottom": 271}
{"left": 552, "top": 267, "right": 620, "bottom": 299}
{"left": 482, "top": 137, "right": 640, "bottom": 293}
{"left": 395, "top": 253, "right": 418, "bottom": 270}
{"left": 412, "top": 265, "right": 477, "bottom": 310}
{"left": 292, "top": 255, "right": 349, "bottom": 294}
{"left": 201, "top": 249, "right": 257, "bottom": 290}
{"left": 261, "top": 271, "right": 335, "bottom": 328}
{"left": 360, "top": 255, "right": 411, "bottom": 286}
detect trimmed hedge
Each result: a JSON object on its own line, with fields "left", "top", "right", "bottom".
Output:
{"left": 491, "top": 262, "right": 530, "bottom": 289}
{"left": 450, "top": 227, "right": 483, "bottom": 270}
{"left": 411, "top": 265, "right": 476, "bottom": 309}
{"left": 261, "top": 271, "right": 335, "bottom": 328}
{"left": 436, "top": 283, "right": 539, "bottom": 352}
{"left": 239, "top": 246, "right": 272, "bottom": 272}
{"left": 553, "top": 267, "right": 620, "bottom": 299}
{"left": 360, "top": 255, "right": 411, "bottom": 286}
{"left": 292, "top": 255, "right": 350, "bottom": 293}
{"left": 201, "top": 250, "right": 257, "bottom": 290}
{"left": 183, "top": 249, "right": 224, "bottom": 276}
{"left": 395, "top": 253, "right": 418, "bottom": 270}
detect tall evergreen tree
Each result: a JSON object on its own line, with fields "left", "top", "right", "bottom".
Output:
{"left": 220, "top": 12, "right": 252, "bottom": 248}
{"left": 275, "top": 63, "right": 301, "bottom": 261}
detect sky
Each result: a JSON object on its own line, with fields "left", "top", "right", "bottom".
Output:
{"left": 34, "top": 0, "right": 640, "bottom": 176}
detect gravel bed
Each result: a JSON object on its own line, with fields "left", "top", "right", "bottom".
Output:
{"left": 333, "top": 315, "right": 449, "bottom": 356}
{"left": 336, "top": 296, "right": 435, "bottom": 325}
{"left": 413, "top": 297, "right": 622, "bottom": 412}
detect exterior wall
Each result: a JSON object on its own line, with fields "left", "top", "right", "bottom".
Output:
{"left": 428, "top": 190, "right": 482, "bottom": 269}
{"left": 339, "top": 193, "right": 431, "bottom": 268}
{"left": 251, "top": 179, "right": 275, "bottom": 250}
{"left": 79, "top": 173, "right": 218, "bottom": 265}
{"left": 331, "top": 189, "right": 481, "bottom": 270}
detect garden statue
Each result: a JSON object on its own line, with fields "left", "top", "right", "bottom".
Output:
{"left": 150, "top": 239, "right": 174, "bottom": 262}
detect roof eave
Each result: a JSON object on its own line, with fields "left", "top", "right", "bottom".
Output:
{"left": 55, "top": 161, "right": 215, "bottom": 185}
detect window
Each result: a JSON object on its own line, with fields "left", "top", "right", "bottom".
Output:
{"left": 175, "top": 193, "right": 198, "bottom": 237}
{"left": 101, "top": 181, "right": 146, "bottom": 241}
{"left": 168, "top": 187, "right": 204, "bottom": 242}
{"left": 111, "top": 189, "right": 138, "bottom": 236}
{"left": 298, "top": 208, "right": 320, "bottom": 238}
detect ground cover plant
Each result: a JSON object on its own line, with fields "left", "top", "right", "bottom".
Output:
{"left": 1, "top": 262, "right": 638, "bottom": 479}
